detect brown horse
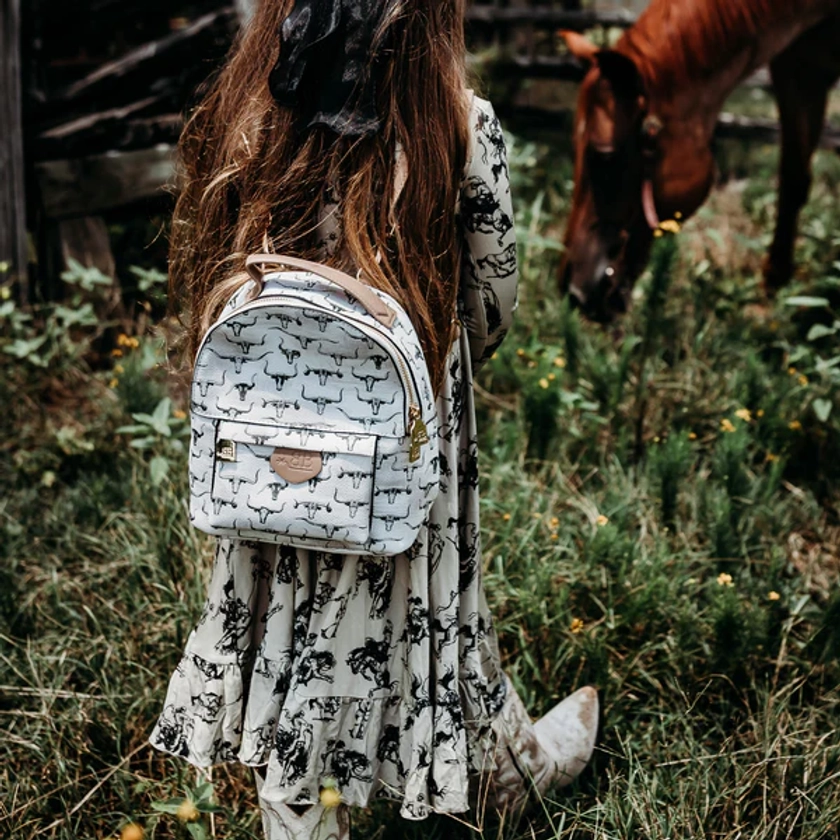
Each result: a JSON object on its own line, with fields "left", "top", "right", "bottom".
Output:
{"left": 560, "top": 0, "right": 840, "bottom": 322}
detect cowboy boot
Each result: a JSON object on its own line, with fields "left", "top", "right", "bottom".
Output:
{"left": 486, "top": 675, "right": 599, "bottom": 817}
{"left": 254, "top": 770, "right": 350, "bottom": 840}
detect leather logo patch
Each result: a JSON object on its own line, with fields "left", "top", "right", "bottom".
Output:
{"left": 270, "top": 448, "right": 323, "bottom": 484}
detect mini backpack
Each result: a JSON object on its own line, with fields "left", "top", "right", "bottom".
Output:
{"left": 188, "top": 254, "right": 440, "bottom": 556}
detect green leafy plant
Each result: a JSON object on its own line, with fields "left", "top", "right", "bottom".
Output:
{"left": 0, "top": 258, "right": 113, "bottom": 369}
{"left": 151, "top": 777, "right": 222, "bottom": 840}
{"left": 117, "top": 397, "right": 188, "bottom": 485}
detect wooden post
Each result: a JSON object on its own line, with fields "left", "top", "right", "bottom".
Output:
{"left": 0, "top": 0, "right": 28, "bottom": 302}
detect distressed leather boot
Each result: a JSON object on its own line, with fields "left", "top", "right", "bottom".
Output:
{"left": 254, "top": 770, "right": 350, "bottom": 840}
{"left": 485, "top": 676, "right": 599, "bottom": 818}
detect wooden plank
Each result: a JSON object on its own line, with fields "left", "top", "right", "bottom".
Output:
{"left": 0, "top": 0, "right": 28, "bottom": 300}
{"left": 471, "top": 54, "right": 586, "bottom": 83}
{"left": 38, "top": 96, "right": 161, "bottom": 140}
{"left": 35, "top": 145, "right": 175, "bottom": 218}
{"left": 493, "top": 104, "right": 840, "bottom": 150}
{"left": 465, "top": 7, "right": 636, "bottom": 29}
{"left": 55, "top": 7, "right": 236, "bottom": 102}
{"left": 471, "top": 56, "right": 781, "bottom": 89}
{"left": 34, "top": 112, "right": 183, "bottom": 160}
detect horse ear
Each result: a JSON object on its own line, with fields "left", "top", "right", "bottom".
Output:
{"left": 595, "top": 50, "right": 644, "bottom": 100}
{"left": 560, "top": 30, "right": 599, "bottom": 64}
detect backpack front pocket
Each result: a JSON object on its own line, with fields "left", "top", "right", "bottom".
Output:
{"left": 208, "top": 421, "right": 376, "bottom": 546}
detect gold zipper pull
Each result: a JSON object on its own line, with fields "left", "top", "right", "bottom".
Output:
{"left": 408, "top": 405, "right": 430, "bottom": 463}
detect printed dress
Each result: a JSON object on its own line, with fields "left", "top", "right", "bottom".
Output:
{"left": 150, "top": 96, "right": 519, "bottom": 820}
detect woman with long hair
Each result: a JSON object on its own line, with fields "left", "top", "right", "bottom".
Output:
{"left": 150, "top": 2, "right": 599, "bottom": 837}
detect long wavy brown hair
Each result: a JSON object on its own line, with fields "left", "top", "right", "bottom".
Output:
{"left": 169, "top": 0, "right": 470, "bottom": 391}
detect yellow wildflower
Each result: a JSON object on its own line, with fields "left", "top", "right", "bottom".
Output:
{"left": 502, "top": 513, "right": 511, "bottom": 521}
{"left": 550, "top": 533, "right": 559, "bottom": 540}
{"left": 768, "top": 591, "right": 781, "bottom": 601}
{"left": 491, "top": 353, "right": 498, "bottom": 360}
{"left": 717, "top": 572, "right": 734, "bottom": 587}
{"left": 798, "top": 374, "right": 808, "bottom": 386}
{"left": 654, "top": 228, "right": 664, "bottom": 238}
{"left": 109, "top": 378, "right": 119, "bottom": 389}
{"left": 757, "top": 409, "right": 765, "bottom": 418}
{"left": 116, "top": 334, "right": 140, "bottom": 349}
{"left": 548, "top": 373, "right": 556, "bottom": 381}
{"left": 788, "top": 366, "right": 797, "bottom": 376}
{"left": 121, "top": 824, "right": 144, "bottom": 840}
{"left": 538, "top": 378, "right": 549, "bottom": 389}
{"left": 554, "top": 357, "right": 566, "bottom": 368}
{"left": 570, "top": 618, "right": 585, "bottom": 634}
{"left": 765, "top": 452, "right": 779, "bottom": 463}
{"left": 516, "top": 348, "right": 526, "bottom": 357}
{"left": 113, "top": 364, "right": 125, "bottom": 375}
{"left": 320, "top": 779, "right": 342, "bottom": 809}
{"left": 173, "top": 409, "right": 187, "bottom": 420}
{"left": 596, "top": 514, "right": 609, "bottom": 527}
{"left": 720, "top": 418, "right": 736, "bottom": 433}
{"left": 659, "top": 219, "right": 682, "bottom": 234}
{"left": 111, "top": 348, "right": 123, "bottom": 358}
{"left": 176, "top": 800, "right": 199, "bottom": 823}
{"left": 674, "top": 211, "right": 683, "bottom": 220}
{"left": 789, "top": 420, "right": 802, "bottom": 431}
{"left": 688, "top": 432, "right": 698, "bottom": 441}
{"left": 550, "top": 517, "right": 559, "bottom": 528}
{"left": 734, "top": 408, "right": 751, "bottom": 422}
{"left": 528, "top": 360, "right": 537, "bottom": 369}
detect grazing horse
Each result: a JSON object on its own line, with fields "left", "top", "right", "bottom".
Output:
{"left": 559, "top": 0, "right": 840, "bottom": 322}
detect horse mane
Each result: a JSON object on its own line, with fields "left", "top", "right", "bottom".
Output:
{"left": 617, "top": 0, "right": 820, "bottom": 91}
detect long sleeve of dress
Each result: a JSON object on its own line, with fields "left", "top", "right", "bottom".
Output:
{"left": 458, "top": 97, "right": 519, "bottom": 373}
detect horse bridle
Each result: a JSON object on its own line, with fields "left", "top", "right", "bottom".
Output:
{"left": 640, "top": 112, "right": 664, "bottom": 230}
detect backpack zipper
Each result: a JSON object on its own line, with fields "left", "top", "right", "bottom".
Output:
{"left": 201, "top": 294, "right": 428, "bottom": 454}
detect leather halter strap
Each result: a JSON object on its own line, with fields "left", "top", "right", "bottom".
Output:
{"left": 639, "top": 113, "right": 664, "bottom": 231}
{"left": 642, "top": 179, "right": 660, "bottom": 230}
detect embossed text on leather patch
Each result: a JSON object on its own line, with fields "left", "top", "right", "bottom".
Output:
{"left": 270, "top": 448, "right": 323, "bottom": 484}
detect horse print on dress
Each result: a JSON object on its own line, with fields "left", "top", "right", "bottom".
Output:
{"left": 215, "top": 578, "right": 254, "bottom": 657}
{"left": 322, "top": 738, "right": 373, "bottom": 787}
{"left": 274, "top": 708, "right": 315, "bottom": 785}
{"left": 154, "top": 704, "right": 194, "bottom": 758}
{"left": 346, "top": 622, "right": 397, "bottom": 691}
{"left": 295, "top": 633, "right": 336, "bottom": 687}
{"left": 376, "top": 724, "right": 406, "bottom": 777}
{"left": 189, "top": 267, "right": 440, "bottom": 556}
{"left": 357, "top": 557, "right": 394, "bottom": 618}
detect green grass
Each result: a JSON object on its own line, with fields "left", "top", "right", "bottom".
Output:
{"left": 1, "top": 135, "right": 840, "bottom": 840}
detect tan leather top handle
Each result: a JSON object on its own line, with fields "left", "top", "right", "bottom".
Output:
{"left": 245, "top": 254, "right": 396, "bottom": 329}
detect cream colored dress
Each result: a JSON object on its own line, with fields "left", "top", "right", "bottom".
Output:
{"left": 150, "top": 96, "right": 519, "bottom": 820}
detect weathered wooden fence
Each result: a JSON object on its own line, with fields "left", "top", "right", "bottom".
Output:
{"left": 20, "top": 0, "right": 239, "bottom": 296}
{"left": 3, "top": 0, "right": 838, "bottom": 300}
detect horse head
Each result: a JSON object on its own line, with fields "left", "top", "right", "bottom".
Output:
{"left": 559, "top": 32, "right": 716, "bottom": 321}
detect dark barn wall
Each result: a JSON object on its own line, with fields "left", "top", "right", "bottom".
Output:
{"left": 1, "top": 0, "right": 28, "bottom": 299}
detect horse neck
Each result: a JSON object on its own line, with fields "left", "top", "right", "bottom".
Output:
{"left": 618, "top": 0, "right": 835, "bottom": 138}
